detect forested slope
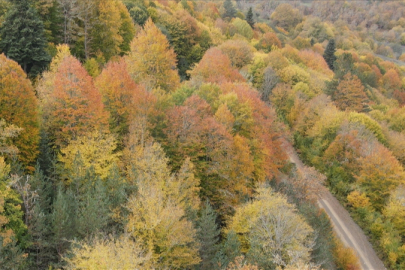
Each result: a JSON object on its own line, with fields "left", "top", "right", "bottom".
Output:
{"left": 0, "top": 0, "right": 404, "bottom": 269}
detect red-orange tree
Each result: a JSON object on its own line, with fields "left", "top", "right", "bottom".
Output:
{"left": 189, "top": 48, "right": 245, "bottom": 84}
{"left": 333, "top": 73, "right": 368, "bottom": 112}
{"left": 95, "top": 59, "right": 155, "bottom": 145}
{"left": 42, "top": 56, "right": 108, "bottom": 148}
{"left": 0, "top": 54, "right": 39, "bottom": 170}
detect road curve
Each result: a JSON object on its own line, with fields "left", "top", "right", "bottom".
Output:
{"left": 281, "top": 139, "right": 386, "bottom": 270}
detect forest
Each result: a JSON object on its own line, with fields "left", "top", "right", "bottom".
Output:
{"left": 1, "top": 0, "right": 405, "bottom": 269}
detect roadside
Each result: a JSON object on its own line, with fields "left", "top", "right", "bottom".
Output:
{"left": 281, "top": 139, "right": 386, "bottom": 270}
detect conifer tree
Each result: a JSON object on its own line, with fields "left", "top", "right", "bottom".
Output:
{"left": 323, "top": 39, "right": 337, "bottom": 71}
{"left": 197, "top": 201, "right": 220, "bottom": 270}
{"left": 216, "top": 230, "right": 241, "bottom": 269}
{"left": 223, "top": 0, "right": 236, "bottom": 20}
{"left": 246, "top": 7, "right": 254, "bottom": 28}
{"left": 0, "top": 0, "right": 50, "bottom": 77}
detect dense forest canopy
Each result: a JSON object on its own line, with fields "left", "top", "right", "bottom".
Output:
{"left": 1, "top": 0, "right": 405, "bottom": 269}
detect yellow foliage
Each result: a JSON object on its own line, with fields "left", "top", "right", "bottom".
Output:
{"left": 332, "top": 235, "right": 361, "bottom": 270}
{"left": 37, "top": 44, "right": 71, "bottom": 104}
{"left": 279, "top": 65, "right": 310, "bottom": 86}
{"left": 123, "top": 130, "right": 200, "bottom": 268}
{"left": 228, "top": 186, "right": 313, "bottom": 266}
{"left": 64, "top": 235, "right": 152, "bottom": 269}
{"left": 58, "top": 131, "right": 120, "bottom": 183}
{"left": 126, "top": 18, "right": 180, "bottom": 92}
{"left": 347, "top": 191, "right": 371, "bottom": 209}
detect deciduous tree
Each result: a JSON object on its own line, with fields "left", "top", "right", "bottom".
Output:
{"left": 126, "top": 18, "right": 179, "bottom": 92}
{"left": 333, "top": 73, "right": 368, "bottom": 112}
{"left": 0, "top": 54, "right": 39, "bottom": 170}
{"left": 42, "top": 55, "right": 108, "bottom": 148}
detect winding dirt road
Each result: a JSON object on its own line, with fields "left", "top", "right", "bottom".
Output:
{"left": 281, "top": 139, "right": 386, "bottom": 270}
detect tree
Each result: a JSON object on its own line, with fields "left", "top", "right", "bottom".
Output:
{"left": 126, "top": 18, "right": 179, "bottom": 92}
{"left": 323, "top": 39, "right": 336, "bottom": 71}
{"left": 91, "top": 0, "right": 123, "bottom": 61}
{"left": 0, "top": 54, "right": 39, "bottom": 170}
{"left": 333, "top": 73, "right": 368, "bottom": 112}
{"left": 42, "top": 55, "right": 108, "bottom": 148}
{"left": 197, "top": 201, "right": 221, "bottom": 270}
{"left": 217, "top": 231, "right": 242, "bottom": 269}
{"left": 228, "top": 187, "right": 314, "bottom": 269}
{"left": 95, "top": 59, "right": 143, "bottom": 143}
{"left": 222, "top": 0, "right": 236, "bottom": 20}
{"left": 57, "top": 131, "right": 120, "bottom": 183}
{"left": 64, "top": 235, "right": 151, "bottom": 269}
{"left": 356, "top": 144, "right": 405, "bottom": 211}
{"left": 0, "top": 0, "right": 50, "bottom": 77}
{"left": 232, "top": 18, "right": 253, "bottom": 40}
{"left": 270, "top": 3, "right": 302, "bottom": 30}
{"left": 219, "top": 39, "right": 253, "bottom": 69}
{"left": 117, "top": 0, "right": 136, "bottom": 55}
{"left": 189, "top": 48, "right": 245, "bottom": 85}
{"left": 0, "top": 127, "right": 26, "bottom": 269}
{"left": 255, "top": 32, "right": 282, "bottom": 53}
{"left": 246, "top": 7, "right": 254, "bottom": 28}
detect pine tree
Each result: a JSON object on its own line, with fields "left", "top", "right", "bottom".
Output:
{"left": 197, "top": 201, "right": 221, "bottom": 270}
{"left": 246, "top": 7, "right": 254, "bottom": 28}
{"left": 223, "top": 0, "right": 236, "bottom": 20}
{"left": 323, "top": 39, "right": 337, "bottom": 71}
{"left": 216, "top": 230, "right": 241, "bottom": 269}
{"left": 0, "top": 0, "right": 51, "bottom": 77}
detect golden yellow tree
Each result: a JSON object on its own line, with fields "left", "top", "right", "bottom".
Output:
{"left": 124, "top": 129, "right": 200, "bottom": 268}
{"left": 58, "top": 131, "right": 120, "bottom": 183}
{"left": 228, "top": 186, "right": 314, "bottom": 268}
{"left": 64, "top": 235, "right": 152, "bottom": 269}
{"left": 126, "top": 18, "right": 179, "bottom": 92}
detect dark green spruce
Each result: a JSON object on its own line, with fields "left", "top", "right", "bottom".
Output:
{"left": 323, "top": 39, "right": 337, "bottom": 71}
{"left": 197, "top": 201, "right": 221, "bottom": 270}
{"left": 246, "top": 7, "right": 254, "bottom": 28}
{"left": 0, "top": 0, "right": 50, "bottom": 77}
{"left": 223, "top": 0, "right": 237, "bottom": 20}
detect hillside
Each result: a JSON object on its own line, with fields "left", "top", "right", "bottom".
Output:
{"left": 1, "top": 0, "right": 405, "bottom": 269}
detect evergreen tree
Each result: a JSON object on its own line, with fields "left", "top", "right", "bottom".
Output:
{"left": 0, "top": 0, "right": 51, "bottom": 77}
{"left": 323, "top": 39, "right": 337, "bottom": 71}
{"left": 216, "top": 230, "right": 241, "bottom": 269}
{"left": 27, "top": 165, "right": 56, "bottom": 269}
{"left": 197, "top": 201, "right": 221, "bottom": 270}
{"left": 223, "top": 0, "right": 236, "bottom": 20}
{"left": 246, "top": 7, "right": 254, "bottom": 28}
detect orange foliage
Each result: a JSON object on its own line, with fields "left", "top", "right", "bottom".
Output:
{"left": 189, "top": 48, "right": 245, "bottom": 84}
{"left": 95, "top": 59, "right": 155, "bottom": 142}
{"left": 383, "top": 69, "right": 402, "bottom": 92}
{"left": 0, "top": 54, "right": 39, "bottom": 170}
{"left": 221, "top": 83, "right": 287, "bottom": 181}
{"left": 256, "top": 32, "right": 282, "bottom": 53}
{"left": 356, "top": 144, "right": 405, "bottom": 210}
{"left": 298, "top": 50, "right": 333, "bottom": 75}
{"left": 334, "top": 73, "right": 368, "bottom": 112}
{"left": 43, "top": 56, "right": 108, "bottom": 148}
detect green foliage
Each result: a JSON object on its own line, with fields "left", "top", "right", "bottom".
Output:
{"left": 129, "top": 4, "right": 148, "bottom": 26}
{"left": 222, "top": 0, "right": 237, "bottom": 20}
{"left": 172, "top": 85, "right": 196, "bottom": 106}
{"left": 231, "top": 18, "right": 253, "bottom": 40}
{"left": 246, "top": 7, "right": 254, "bottom": 28}
{"left": 216, "top": 230, "right": 242, "bottom": 269}
{"left": 197, "top": 201, "right": 221, "bottom": 270}
{"left": 323, "top": 39, "right": 337, "bottom": 71}
{"left": 0, "top": 0, "right": 51, "bottom": 77}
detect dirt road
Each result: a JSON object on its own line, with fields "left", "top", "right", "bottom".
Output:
{"left": 281, "top": 139, "right": 386, "bottom": 270}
